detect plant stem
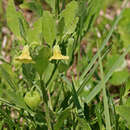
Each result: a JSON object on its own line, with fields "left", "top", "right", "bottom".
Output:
{"left": 77, "top": 37, "right": 81, "bottom": 80}
{"left": 55, "top": 0, "right": 60, "bottom": 15}
{"left": 45, "top": 103, "right": 52, "bottom": 130}
{"left": 46, "top": 62, "right": 58, "bottom": 88}
{"left": 40, "top": 80, "right": 52, "bottom": 130}
{"left": 61, "top": 0, "right": 65, "bottom": 10}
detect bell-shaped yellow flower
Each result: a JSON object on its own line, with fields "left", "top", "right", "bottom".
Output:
{"left": 49, "top": 45, "right": 69, "bottom": 61}
{"left": 15, "top": 45, "right": 34, "bottom": 64}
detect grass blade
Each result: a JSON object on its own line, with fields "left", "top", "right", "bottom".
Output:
{"left": 86, "top": 46, "right": 130, "bottom": 103}
{"left": 72, "top": 77, "right": 84, "bottom": 118}
{"left": 77, "top": 46, "right": 111, "bottom": 95}
{"left": 97, "top": 44, "right": 111, "bottom": 130}
{"left": 80, "top": 6, "right": 125, "bottom": 82}
{"left": 72, "top": 77, "right": 82, "bottom": 110}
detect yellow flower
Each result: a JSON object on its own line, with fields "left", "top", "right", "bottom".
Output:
{"left": 15, "top": 45, "right": 34, "bottom": 64}
{"left": 49, "top": 45, "right": 69, "bottom": 61}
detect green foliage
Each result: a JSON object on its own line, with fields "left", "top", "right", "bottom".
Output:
{"left": 118, "top": 8, "right": 130, "bottom": 47}
{"left": 20, "top": 1, "right": 43, "bottom": 16}
{"left": 109, "top": 69, "right": 129, "bottom": 86}
{"left": 0, "top": 64, "right": 17, "bottom": 90}
{"left": 4, "top": 89, "right": 27, "bottom": 109}
{"left": 116, "top": 100, "right": 130, "bottom": 128}
{"left": 79, "top": 0, "right": 103, "bottom": 35}
{"left": 0, "top": 0, "right": 130, "bottom": 129}
{"left": 6, "top": 0, "right": 27, "bottom": 41}
{"left": 54, "top": 108, "right": 71, "bottom": 129}
{"left": 76, "top": 118, "right": 91, "bottom": 130}
{"left": 105, "top": 54, "right": 129, "bottom": 86}
{"left": 61, "top": 1, "right": 78, "bottom": 25}
{"left": 27, "top": 18, "right": 42, "bottom": 44}
{"left": 105, "top": 54, "right": 126, "bottom": 72}
{"left": 67, "top": 38, "right": 74, "bottom": 64}
{"left": 61, "top": 1, "right": 79, "bottom": 35}
{"left": 42, "top": 11, "right": 56, "bottom": 47}
{"left": 22, "top": 63, "right": 36, "bottom": 82}
{"left": 45, "top": 0, "right": 55, "bottom": 11}
{"left": 33, "top": 46, "right": 51, "bottom": 78}
{"left": 6, "top": 0, "right": 21, "bottom": 39}
{"left": 124, "top": 80, "right": 130, "bottom": 96}
{"left": 86, "top": 46, "right": 130, "bottom": 103}
{"left": 58, "top": 62, "right": 68, "bottom": 73}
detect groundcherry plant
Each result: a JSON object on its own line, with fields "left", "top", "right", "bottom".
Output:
{"left": 0, "top": 0, "right": 130, "bottom": 129}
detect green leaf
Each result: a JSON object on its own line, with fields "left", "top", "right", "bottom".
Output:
{"left": 58, "top": 62, "right": 68, "bottom": 73}
{"left": 43, "top": 63, "right": 55, "bottom": 83}
{"left": 6, "top": 89, "right": 26, "bottom": 109}
{"left": 118, "top": 8, "right": 130, "bottom": 48}
{"left": 124, "top": 80, "right": 130, "bottom": 96}
{"left": 45, "top": 0, "right": 55, "bottom": 11}
{"left": 126, "top": 98, "right": 130, "bottom": 106}
{"left": 105, "top": 54, "right": 126, "bottom": 73}
{"left": 0, "top": 64, "right": 17, "bottom": 90}
{"left": 22, "top": 64, "right": 36, "bottom": 82}
{"left": 67, "top": 38, "right": 74, "bottom": 64}
{"left": 105, "top": 54, "right": 129, "bottom": 86}
{"left": 57, "top": 18, "right": 65, "bottom": 37}
{"left": 76, "top": 118, "right": 91, "bottom": 130}
{"left": 109, "top": 69, "right": 129, "bottom": 86}
{"left": 61, "top": 1, "right": 78, "bottom": 35}
{"left": 18, "top": 17, "right": 27, "bottom": 41}
{"left": 27, "top": 18, "right": 42, "bottom": 44}
{"left": 61, "top": 1, "right": 78, "bottom": 26}
{"left": 54, "top": 108, "right": 71, "bottom": 129}
{"left": 6, "top": 0, "right": 20, "bottom": 38}
{"left": 66, "top": 17, "right": 79, "bottom": 35}
{"left": 33, "top": 46, "right": 51, "bottom": 78}
{"left": 20, "top": 1, "right": 43, "bottom": 16}
{"left": 6, "top": 0, "right": 27, "bottom": 40}
{"left": 0, "top": 88, "right": 32, "bottom": 113}
{"left": 78, "top": 0, "right": 102, "bottom": 35}
{"left": 116, "top": 103, "right": 130, "bottom": 128}
{"left": 42, "top": 11, "right": 56, "bottom": 46}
